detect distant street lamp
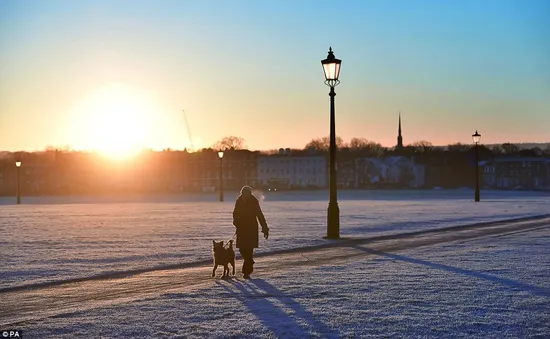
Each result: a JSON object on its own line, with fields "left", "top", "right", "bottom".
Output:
{"left": 472, "top": 130, "right": 481, "bottom": 202}
{"left": 15, "top": 160, "right": 22, "bottom": 204}
{"left": 321, "top": 47, "right": 342, "bottom": 239}
{"left": 218, "top": 151, "right": 224, "bottom": 202}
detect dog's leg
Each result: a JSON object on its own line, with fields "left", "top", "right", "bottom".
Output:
{"left": 231, "top": 259, "right": 235, "bottom": 275}
{"left": 212, "top": 263, "right": 218, "bottom": 278}
{"left": 223, "top": 264, "right": 228, "bottom": 277}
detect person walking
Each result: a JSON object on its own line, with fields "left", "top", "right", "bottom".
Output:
{"left": 232, "top": 185, "right": 269, "bottom": 279}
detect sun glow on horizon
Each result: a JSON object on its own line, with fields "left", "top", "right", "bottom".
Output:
{"left": 66, "top": 83, "right": 159, "bottom": 159}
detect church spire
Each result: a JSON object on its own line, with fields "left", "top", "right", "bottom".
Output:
{"left": 397, "top": 112, "right": 403, "bottom": 149}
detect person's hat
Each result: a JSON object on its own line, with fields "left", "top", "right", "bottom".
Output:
{"left": 240, "top": 185, "right": 253, "bottom": 195}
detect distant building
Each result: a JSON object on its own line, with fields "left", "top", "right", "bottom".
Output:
{"left": 0, "top": 160, "right": 16, "bottom": 195}
{"left": 258, "top": 148, "right": 327, "bottom": 190}
{"left": 354, "top": 156, "right": 425, "bottom": 188}
{"left": 0, "top": 153, "right": 58, "bottom": 195}
{"left": 482, "top": 157, "right": 550, "bottom": 190}
{"left": 421, "top": 151, "right": 474, "bottom": 189}
{"left": 336, "top": 160, "right": 356, "bottom": 188}
{"left": 185, "top": 149, "right": 259, "bottom": 192}
{"left": 222, "top": 149, "right": 260, "bottom": 190}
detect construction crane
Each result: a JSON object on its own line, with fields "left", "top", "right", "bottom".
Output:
{"left": 182, "top": 109, "right": 195, "bottom": 151}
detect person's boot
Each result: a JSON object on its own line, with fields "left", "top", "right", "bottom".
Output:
{"left": 242, "top": 260, "right": 252, "bottom": 279}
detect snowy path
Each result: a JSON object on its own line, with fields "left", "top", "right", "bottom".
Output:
{"left": 2, "top": 215, "right": 549, "bottom": 327}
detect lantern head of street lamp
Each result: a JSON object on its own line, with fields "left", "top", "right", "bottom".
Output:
{"left": 321, "top": 47, "right": 341, "bottom": 87}
{"left": 15, "top": 161, "right": 21, "bottom": 168}
{"left": 472, "top": 130, "right": 481, "bottom": 144}
{"left": 218, "top": 151, "right": 224, "bottom": 159}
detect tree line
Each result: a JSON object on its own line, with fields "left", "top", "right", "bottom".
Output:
{"left": 30, "top": 135, "right": 549, "bottom": 158}
{"left": 210, "top": 135, "right": 550, "bottom": 157}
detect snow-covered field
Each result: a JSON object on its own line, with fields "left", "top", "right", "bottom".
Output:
{"left": 25, "top": 218, "right": 550, "bottom": 338}
{"left": 1, "top": 190, "right": 549, "bottom": 290}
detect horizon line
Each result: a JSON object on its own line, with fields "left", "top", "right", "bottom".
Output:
{"left": 1, "top": 140, "right": 549, "bottom": 154}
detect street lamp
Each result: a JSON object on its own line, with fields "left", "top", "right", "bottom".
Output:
{"left": 218, "top": 151, "right": 224, "bottom": 202}
{"left": 15, "top": 160, "right": 22, "bottom": 204}
{"left": 321, "top": 47, "right": 342, "bottom": 239}
{"left": 472, "top": 130, "right": 481, "bottom": 202}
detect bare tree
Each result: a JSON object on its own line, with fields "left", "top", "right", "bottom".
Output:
{"left": 304, "top": 138, "right": 325, "bottom": 150}
{"left": 408, "top": 140, "right": 434, "bottom": 153}
{"left": 262, "top": 149, "right": 281, "bottom": 155}
{"left": 501, "top": 143, "right": 519, "bottom": 155}
{"left": 44, "top": 144, "right": 72, "bottom": 152}
{"left": 304, "top": 136, "right": 346, "bottom": 151}
{"left": 491, "top": 145, "right": 503, "bottom": 155}
{"left": 447, "top": 143, "right": 471, "bottom": 152}
{"left": 44, "top": 145, "right": 57, "bottom": 152}
{"left": 349, "top": 137, "right": 384, "bottom": 156}
{"left": 530, "top": 147, "right": 543, "bottom": 156}
{"left": 212, "top": 136, "right": 247, "bottom": 150}
{"left": 349, "top": 137, "right": 379, "bottom": 149}
{"left": 518, "top": 149, "right": 537, "bottom": 157}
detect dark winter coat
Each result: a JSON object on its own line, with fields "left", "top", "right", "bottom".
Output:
{"left": 232, "top": 195, "right": 268, "bottom": 249}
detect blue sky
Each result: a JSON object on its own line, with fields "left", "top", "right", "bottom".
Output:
{"left": 0, "top": 0, "right": 548, "bottom": 152}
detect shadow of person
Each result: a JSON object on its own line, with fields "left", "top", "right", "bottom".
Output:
{"left": 215, "top": 279, "right": 340, "bottom": 338}
{"left": 245, "top": 279, "right": 341, "bottom": 338}
{"left": 350, "top": 245, "right": 550, "bottom": 298}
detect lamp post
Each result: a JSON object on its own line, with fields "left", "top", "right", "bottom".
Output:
{"left": 15, "top": 160, "right": 22, "bottom": 204}
{"left": 321, "top": 47, "right": 342, "bottom": 239}
{"left": 472, "top": 130, "right": 481, "bottom": 202}
{"left": 218, "top": 151, "right": 224, "bottom": 202}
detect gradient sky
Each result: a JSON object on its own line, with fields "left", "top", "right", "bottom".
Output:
{"left": 1, "top": 0, "right": 549, "bottom": 153}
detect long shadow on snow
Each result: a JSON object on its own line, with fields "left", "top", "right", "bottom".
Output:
{"left": 2, "top": 214, "right": 548, "bottom": 294}
{"left": 347, "top": 215, "right": 525, "bottom": 234}
{"left": 350, "top": 245, "right": 550, "bottom": 298}
{"left": 216, "top": 279, "right": 340, "bottom": 338}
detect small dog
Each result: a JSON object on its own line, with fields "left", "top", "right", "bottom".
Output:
{"left": 212, "top": 240, "right": 236, "bottom": 278}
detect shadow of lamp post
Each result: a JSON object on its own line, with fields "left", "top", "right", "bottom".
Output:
{"left": 15, "top": 159, "right": 22, "bottom": 204}
{"left": 321, "top": 47, "right": 342, "bottom": 239}
{"left": 472, "top": 130, "right": 481, "bottom": 202}
{"left": 218, "top": 151, "right": 224, "bottom": 202}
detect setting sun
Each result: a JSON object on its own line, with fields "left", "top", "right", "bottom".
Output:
{"left": 66, "top": 83, "right": 155, "bottom": 158}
